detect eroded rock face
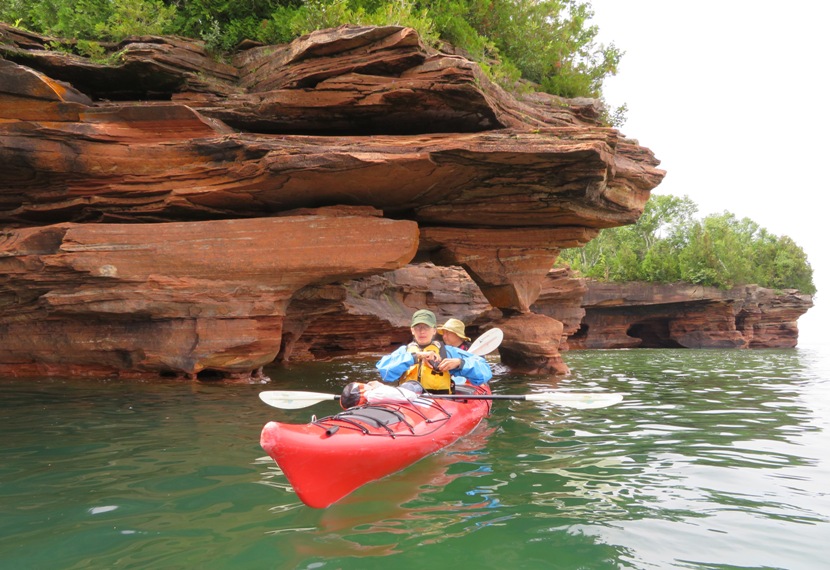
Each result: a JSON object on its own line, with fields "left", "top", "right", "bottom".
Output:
{"left": 0, "top": 23, "right": 666, "bottom": 378}
{"left": 0, "top": 211, "right": 417, "bottom": 377}
{"left": 564, "top": 281, "right": 813, "bottom": 350}
{"left": 276, "top": 268, "right": 814, "bottom": 375}
{"left": 279, "top": 264, "right": 573, "bottom": 375}
{"left": 531, "top": 266, "right": 588, "bottom": 349}
{"left": 282, "top": 263, "right": 495, "bottom": 361}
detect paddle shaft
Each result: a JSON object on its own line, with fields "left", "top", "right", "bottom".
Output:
{"left": 425, "top": 392, "right": 623, "bottom": 408}
{"left": 424, "top": 393, "right": 533, "bottom": 401}
{"left": 259, "top": 389, "right": 623, "bottom": 409}
{"left": 317, "top": 394, "right": 532, "bottom": 402}
{"left": 337, "top": 394, "right": 543, "bottom": 402}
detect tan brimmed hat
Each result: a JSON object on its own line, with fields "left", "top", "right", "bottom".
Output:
{"left": 437, "top": 318, "right": 470, "bottom": 341}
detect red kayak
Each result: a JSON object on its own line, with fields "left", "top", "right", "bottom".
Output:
{"left": 260, "top": 384, "right": 492, "bottom": 508}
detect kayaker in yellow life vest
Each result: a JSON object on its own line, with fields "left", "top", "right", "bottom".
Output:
{"left": 375, "top": 309, "right": 492, "bottom": 394}
{"left": 401, "top": 337, "right": 452, "bottom": 391}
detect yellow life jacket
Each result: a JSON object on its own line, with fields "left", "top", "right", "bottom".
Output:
{"left": 401, "top": 341, "right": 452, "bottom": 391}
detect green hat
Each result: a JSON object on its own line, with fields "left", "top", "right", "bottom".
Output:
{"left": 410, "top": 309, "right": 437, "bottom": 328}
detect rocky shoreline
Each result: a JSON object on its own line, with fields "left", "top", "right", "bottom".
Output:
{"left": 2, "top": 23, "right": 806, "bottom": 381}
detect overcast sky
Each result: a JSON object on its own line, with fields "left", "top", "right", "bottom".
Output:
{"left": 587, "top": 0, "right": 828, "bottom": 347}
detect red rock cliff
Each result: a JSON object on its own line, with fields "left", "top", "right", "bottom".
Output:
{"left": 271, "top": 267, "right": 813, "bottom": 367}
{"left": 559, "top": 280, "right": 813, "bottom": 350}
{"left": 0, "top": 23, "right": 665, "bottom": 379}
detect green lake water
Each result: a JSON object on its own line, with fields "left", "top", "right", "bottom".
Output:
{"left": 2, "top": 347, "right": 829, "bottom": 569}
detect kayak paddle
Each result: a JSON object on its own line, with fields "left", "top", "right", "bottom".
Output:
{"left": 259, "top": 327, "right": 626, "bottom": 411}
{"left": 259, "top": 389, "right": 623, "bottom": 410}
{"left": 468, "top": 327, "right": 503, "bottom": 356}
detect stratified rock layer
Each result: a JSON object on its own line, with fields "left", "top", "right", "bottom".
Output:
{"left": 0, "top": 211, "right": 417, "bottom": 377}
{"left": 0, "top": 23, "right": 669, "bottom": 378}
{"left": 282, "top": 270, "right": 813, "bottom": 365}
{"left": 564, "top": 281, "right": 813, "bottom": 350}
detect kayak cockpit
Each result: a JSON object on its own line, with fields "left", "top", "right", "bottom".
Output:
{"left": 310, "top": 398, "right": 453, "bottom": 437}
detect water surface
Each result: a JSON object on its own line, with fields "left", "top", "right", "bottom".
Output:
{"left": 2, "top": 348, "right": 829, "bottom": 569}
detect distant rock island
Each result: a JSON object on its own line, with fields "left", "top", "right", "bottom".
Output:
{"left": 1, "top": 23, "right": 807, "bottom": 381}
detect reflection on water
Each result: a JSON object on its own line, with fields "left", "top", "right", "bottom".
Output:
{"left": 1, "top": 347, "right": 829, "bottom": 569}
{"left": 261, "top": 422, "right": 501, "bottom": 562}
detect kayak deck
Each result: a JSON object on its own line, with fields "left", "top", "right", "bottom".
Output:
{"left": 260, "top": 384, "right": 492, "bottom": 508}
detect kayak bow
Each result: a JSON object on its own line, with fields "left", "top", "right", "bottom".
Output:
{"left": 260, "top": 384, "right": 493, "bottom": 508}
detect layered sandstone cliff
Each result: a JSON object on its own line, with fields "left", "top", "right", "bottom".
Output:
{"left": 564, "top": 281, "right": 813, "bottom": 350}
{"left": 1, "top": 23, "right": 665, "bottom": 379}
{"left": 283, "top": 267, "right": 813, "bottom": 365}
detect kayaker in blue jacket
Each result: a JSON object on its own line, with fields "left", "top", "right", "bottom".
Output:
{"left": 437, "top": 318, "right": 471, "bottom": 350}
{"left": 437, "top": 317, "right": 476, "bottom": 386}
{"left": 375, "top": 309, "right": 492, "bottom": 393}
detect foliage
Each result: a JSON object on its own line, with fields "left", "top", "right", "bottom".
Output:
{"left": 5, "top": 0, "right": 175, "bottom": 42}
{"left": 104, "top": 0, "right": 177, "bottom": 41}
{"left": 600, "top": 100, "right": 627, "bottom": 128}
{"left": 559, "top": 194, "right": 816, "bottom": 294}
{"left": 425, "top": 0, "right": 622, "bottom": 100}
{"left": 170, "top": 0, "right": 284, "bottom": 51}
{"left": 270, "top": 0, "right": 439, "bottom": 48}
{"left": 2, "top": 0, "right": 623, "bottom": 115}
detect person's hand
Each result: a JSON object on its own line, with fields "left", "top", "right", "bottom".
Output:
{"left": 415, "top": 351, "right": 440, "bottom": 364}
{"left": 436, "top": 357, "right": 462, "bottom": 372}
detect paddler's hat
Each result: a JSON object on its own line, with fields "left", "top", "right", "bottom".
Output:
{"left": 437, "top": 318, "right": 470, "bottom": 341}
{"left": 410, "top": 309, "right": 437, "bottom": 328}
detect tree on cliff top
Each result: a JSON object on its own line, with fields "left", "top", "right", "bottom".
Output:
{"left": 1, "top": 0, "right": 622, "bottom": 110}
{"left": 559, "top": 194, "right": 816, "bottom": 294}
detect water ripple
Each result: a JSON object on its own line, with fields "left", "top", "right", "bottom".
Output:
{"left": 2, "top": 349, "right": 830, "bottom": 569}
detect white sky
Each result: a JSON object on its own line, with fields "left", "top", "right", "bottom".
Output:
{"left": 587, "top": 0, "right": 828, "bottom": 347}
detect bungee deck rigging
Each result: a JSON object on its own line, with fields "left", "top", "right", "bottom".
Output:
{"left": 310, "top": 397, "right": 454, "bottom": 437}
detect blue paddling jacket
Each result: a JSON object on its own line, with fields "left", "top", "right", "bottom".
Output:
{"left": 375, "top": 343, "right": 492, "bottom": 386}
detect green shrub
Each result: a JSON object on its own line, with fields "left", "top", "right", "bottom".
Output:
{"left": 559, "top": 194, "right": 816, "bottom": 294}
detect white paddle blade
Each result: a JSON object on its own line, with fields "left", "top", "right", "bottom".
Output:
{"left": 259, "top": 390, "right": 337, "bottom": 409}
{"left": 469, "top": 327, "right": 504, "bottom": 356}
{"left": 526, "top": 392, "right": 624, "bottom": 409}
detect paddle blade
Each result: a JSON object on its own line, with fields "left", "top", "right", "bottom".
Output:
{"left": 526, "top": 392, "right": 624, "bottom": 409}
{"left": 259, "top": 390, "right": 338, "bottom": 409}
{"left": 469, "top": 327, "right": 504, "bottom": 356}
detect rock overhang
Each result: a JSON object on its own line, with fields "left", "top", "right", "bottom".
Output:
{"left": 0, "top": 22, "right": 666, "bottom": 378}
